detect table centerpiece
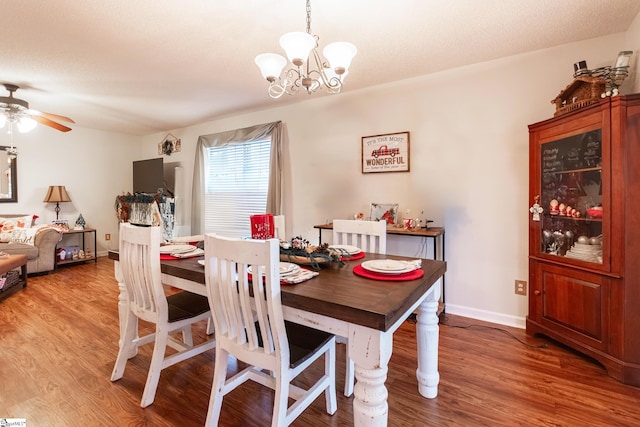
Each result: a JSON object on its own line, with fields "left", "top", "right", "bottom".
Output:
{"left": 280, "top": 236, "right": 344, "bottom": 269}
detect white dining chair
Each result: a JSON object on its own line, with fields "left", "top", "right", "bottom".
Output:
{"left": 111, "top": 223, "right": 216, "bottom": 408}
{"left": 203, "top": 234, "right": 337, "bottom": 426}
{"left": 332, "top": 219, "right": 387, "bottom": 255}
{"left": 273, "top": 214, "right": 286, "bottom": 240}
{"left": 332, "top": 219, "right": 387, "bottom": 396}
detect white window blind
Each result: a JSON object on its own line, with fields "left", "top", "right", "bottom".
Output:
{"left": 204, "top": 138, "right": 271, "bottom": 238}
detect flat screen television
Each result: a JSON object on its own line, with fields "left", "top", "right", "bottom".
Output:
{"left": 133, "top": 158, "right": 164, "bottom": 193}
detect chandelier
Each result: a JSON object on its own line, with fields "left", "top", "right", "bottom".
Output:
{"left": 254, "top": 0, "right": 357, "bottom": 99}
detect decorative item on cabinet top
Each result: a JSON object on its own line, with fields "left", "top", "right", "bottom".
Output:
{"left": 553, "top": 50, "right": 634, "bottom": 117}
{"left": 551, "top": 76, "right": 606, "bottom": 117}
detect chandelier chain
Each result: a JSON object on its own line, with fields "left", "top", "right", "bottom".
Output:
{"left": 306, "top": 0, "right": 312, "bottom": 34}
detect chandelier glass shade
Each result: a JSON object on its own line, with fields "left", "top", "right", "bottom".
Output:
{"left": 255, "top": 0, "right": 357, "bottom": 99}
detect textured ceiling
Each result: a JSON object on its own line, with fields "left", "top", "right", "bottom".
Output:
{"left": 1, "top": 0, "right": 639, "bottom": 135}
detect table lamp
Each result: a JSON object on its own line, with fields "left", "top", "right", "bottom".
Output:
{"left": 44, "top": 185, "right": 71, "bottom": 220}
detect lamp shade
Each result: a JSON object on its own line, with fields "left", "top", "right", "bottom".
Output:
{"left": 44, "top": 185, "right": 71, "bottom": 203}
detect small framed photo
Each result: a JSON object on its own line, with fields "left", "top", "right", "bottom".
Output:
{"left": 370, "top": 203, "right": 399, "bottom": 225}
{"left": 158, "top": 134, "right": 182, "bottom": 156}
{"left": 362, "top": 131, "right": 410, "bottom": 173}
{"left": 52, "top": 219, "right": 70, "bottom": 231}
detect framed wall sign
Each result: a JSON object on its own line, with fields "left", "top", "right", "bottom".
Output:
{"left": 361, "top": 131, "right": 410, "bottom": 173}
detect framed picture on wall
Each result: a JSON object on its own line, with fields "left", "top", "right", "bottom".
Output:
{"left": 361, "top": 131, "right": 410, "bottom": 173}
{"left": 370, "top": 203, "right": 399, "bottom": 225}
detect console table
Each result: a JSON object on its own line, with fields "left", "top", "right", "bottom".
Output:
{"left": 314, "top": 223, "right": 446, "bottom": 308}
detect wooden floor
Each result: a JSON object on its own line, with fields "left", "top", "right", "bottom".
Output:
{"left": 1, "top": 258, "right": 640, "bottom": 426}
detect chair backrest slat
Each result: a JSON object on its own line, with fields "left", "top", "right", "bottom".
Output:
{"left": 273, "top": 215, "right": 286, "bottom": 241}
{"left": 119, "top": 223, "right": 166, "bottom": 323}
{"left": 204, "top": 235, "right": 287, "bottom": 364}
{"left": 332, "top": 219, "right": 387, "bottom": 254}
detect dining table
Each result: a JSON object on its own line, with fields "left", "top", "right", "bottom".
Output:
{"left": 108, "top": 249, "right": 446, "bottom": 426}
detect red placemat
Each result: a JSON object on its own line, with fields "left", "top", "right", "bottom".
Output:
{"left": 342, "top": 251, "right": 366, "bottom": 261}
{"left": 160, "top": 253, "right": 204, "bottom": 260}
{"left": 353, "top": 264, "right": 424, "bottom": 281}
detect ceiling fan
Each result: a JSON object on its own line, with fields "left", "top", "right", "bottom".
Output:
{"left": 0, "top": 83, "right": 74, "bottom": 132}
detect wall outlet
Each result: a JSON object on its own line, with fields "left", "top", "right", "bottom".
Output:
{"left": 105, "top": 233, "right": 111, "bottom": 241}
{"left": 515, "top": 280, "right": 527, "bottom": 296}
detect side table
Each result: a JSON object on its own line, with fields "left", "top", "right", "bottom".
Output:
{"left": 56, "top": 228, "right": 98, "bottom": 267}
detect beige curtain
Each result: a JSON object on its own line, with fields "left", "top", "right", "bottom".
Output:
{"left": 191, "top": 121, "right": 283, "bottom": 235}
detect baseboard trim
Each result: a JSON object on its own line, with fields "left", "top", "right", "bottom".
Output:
{"left": 443, "top": 304, "right": 526, "bottom": 329}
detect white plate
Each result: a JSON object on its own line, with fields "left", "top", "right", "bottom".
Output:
{"left": 362, "top": 259, "right": 410, "bottom": 271}
{"left": 280, "top": 267, "right": 302, "bottom": 278}
{"left": 329, "top": 244, "right": 361, "bottom": 255}
{"left": 279, "top": 262, "right": 298, "bottom": 274}
{"left": 361, "top": 260, "right": 416, "bottom": 274}
{"left": 362, "top": 264, "right": 417, "bottom": 275}
{"left": 197, "top": 260, "right": 205, "bottom": 266}
{"left": 249, "top": 262, "right": 301, "bottom": 277}
{"left": 159, "top": 244, "right": 197, "bottom": 254}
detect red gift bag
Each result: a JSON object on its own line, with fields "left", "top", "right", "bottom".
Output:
{"left": 250, "top": 214, "right": 274, "bottom": 239}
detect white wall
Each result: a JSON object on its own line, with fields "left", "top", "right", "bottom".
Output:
{"left": 626, "top": 10, "right": 640, "bottom": 93}
{"left": 0, "top": 125, "right": 139, "bottom": 254}
{"left": 138, "top": 33, "right": 629, "bottom": 328}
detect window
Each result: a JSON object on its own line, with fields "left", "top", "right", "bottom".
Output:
{"left": 203, "top": 138, "right": 271, "bottom": 238}
{"left": 192, "top": 121, "right": 282, "bottom": 236}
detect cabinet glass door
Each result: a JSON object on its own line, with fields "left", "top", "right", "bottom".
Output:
{"left": 539, "top": 129, "right": 603, "bottom": 264}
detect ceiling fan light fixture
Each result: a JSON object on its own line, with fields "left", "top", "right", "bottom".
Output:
{"left": 17, "top": 116, "right": 37, "bottom": 133}
{"left": 255, "top": 0, "right": 356, "bottom": 99}
{"left": 0, "top": 84, "right": 73, "bottom": 133}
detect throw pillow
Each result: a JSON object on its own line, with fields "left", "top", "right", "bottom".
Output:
{"left": 0, "top": 215, "right": 34, "bottom": 243}
{"left": 9, "top": 227, "right": 38, "bottom": 246}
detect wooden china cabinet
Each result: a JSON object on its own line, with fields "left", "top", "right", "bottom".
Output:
{"left": 527, "top": 94, "right": 640, "bottom": 386}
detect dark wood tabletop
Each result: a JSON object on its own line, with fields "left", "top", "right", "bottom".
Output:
{"left": 108, "top": 251, "right": 446, "bottom": 332}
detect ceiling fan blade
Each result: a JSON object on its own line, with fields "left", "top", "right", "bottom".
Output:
{"left": 31, "top": 110, "right": 75, "bottom": 123}
{"left": 32, "top": 115, "right": 72, "bottom": 132}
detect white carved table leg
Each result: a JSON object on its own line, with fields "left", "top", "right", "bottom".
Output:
{"left": 416, "top": 279, "right": 441, "bottom": 398}
{"left": 349, "top": 325, "right": 393, "bottom": 427}
{"left": 113, "top": 260, "right": 137, "bottom": 358}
